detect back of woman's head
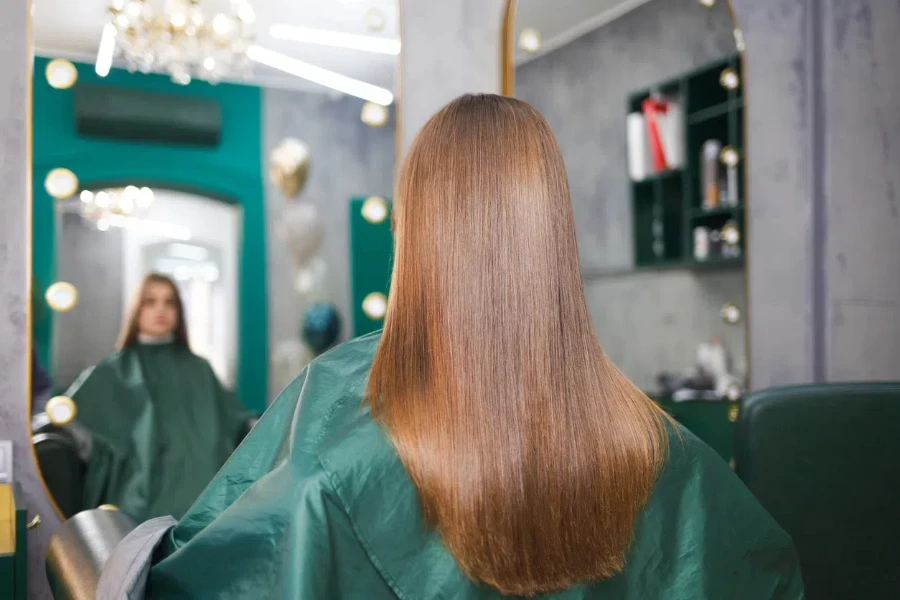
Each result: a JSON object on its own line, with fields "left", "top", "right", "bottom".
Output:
{"left": 367, "top": 94, "right": 668, "bottom": 596}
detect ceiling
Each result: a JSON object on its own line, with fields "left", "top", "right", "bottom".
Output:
{"left": 514, "top": 0, "right": 655, "bottom": 63}
{"left": 34, "top": 0, "right": 649, "bottom": 95}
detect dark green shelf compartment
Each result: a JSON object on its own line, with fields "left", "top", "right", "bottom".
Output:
{"left": 630, "top": 54, "right": 745, "bottom": 269}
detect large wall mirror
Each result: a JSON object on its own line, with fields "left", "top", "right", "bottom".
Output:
{"left": 30, "top": 0, "right": 398, "bottom": 521}
{"left": 513, "top": 0, "right": 746, "bottom": 457}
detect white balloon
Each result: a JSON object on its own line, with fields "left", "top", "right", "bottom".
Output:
{"left": 279, "top": 202, "right": 324, "bottom": 266}
{"left": 293, "top": 256, "right": 328, "bottom": 301}
{"left": 270, "top": 339, "right": 311, "bottom": 402}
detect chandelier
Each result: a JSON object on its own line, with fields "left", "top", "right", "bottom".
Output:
{"left": 63, "top": 186, "right": 192, "bottom": 241}
{"left": 102, "top": 0, "right": 256, "bottom": 85}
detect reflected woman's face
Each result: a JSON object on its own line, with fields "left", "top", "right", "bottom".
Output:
{"left": 138, "top": 282, "right": 179, "bottom": 338}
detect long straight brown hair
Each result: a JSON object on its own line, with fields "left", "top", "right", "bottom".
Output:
{"left": 366, "top": 94, "right": 670, "bottom": 596}
{"left": 116, "top": 273, "right": 190, "bottom": 350}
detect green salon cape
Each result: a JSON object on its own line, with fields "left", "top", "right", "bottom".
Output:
{"left": 148, "top": 332, "right": 803, "bottom": 599}
{"left": 68, "top": 342, "right": 251, "bottom": 521}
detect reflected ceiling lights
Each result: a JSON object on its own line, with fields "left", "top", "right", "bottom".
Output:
{"left": 361, "top": 102, "right": 389, "bottom": 128}
{"left": 96, "top": 0, "right": 256, "bottom": 85}
{"left": 698, "top": 0, "right": 716, "bottom": 6}
{"left": 45, "top": 59, "right": 78, "bottom": 89}
{"left": 269, "top": 25, "right": 400, "bottom": 55}
{"left": 518, "top": 28, "right": 543, "bottom": 54}
{"left": 67, "top": 186, "right": 192, "bottom": 241}
{"left": 364, "top": 8, "right": 387, "bottom": 32}
{"left": 247, "top": 45, "right": 393, "bottom": 105}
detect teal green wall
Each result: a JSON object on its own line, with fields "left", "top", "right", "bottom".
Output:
{"left": 349, "top": 197, "right": 393, "bottom": 336}
{"left": 33, "top": 57, "right": 268, "bottom": 412}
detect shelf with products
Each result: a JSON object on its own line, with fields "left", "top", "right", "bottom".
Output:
{"left": 628, "top": 53, "right": 744, "bottom": 269}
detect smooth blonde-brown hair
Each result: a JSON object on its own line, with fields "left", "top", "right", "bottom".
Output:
{"left": 366, "top": 94, "right": 670, "bottom": 596}
{"left": 117, "top": 273, "right": 190, "bottom": 350}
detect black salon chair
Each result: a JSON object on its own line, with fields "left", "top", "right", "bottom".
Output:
{"left": 32, "top": 414, "right": 86, "bottom": 518}
{"left": 32, "top": 412, "right": 259, "bottom": 520}
{"left": 734, "top": 382, "right": 900, "bottom": 599}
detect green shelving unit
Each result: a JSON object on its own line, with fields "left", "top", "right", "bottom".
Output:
{"left": 628, "top": 54, "right": 745, "bottom": 269}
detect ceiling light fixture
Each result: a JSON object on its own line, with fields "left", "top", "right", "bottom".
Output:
{"left": 364, "top": 8, "right": 387, "bottom": 32}
{"left": 96, "top": 0, "right": 255, "bottom": 85}
{"left": 247, "top": 45, "right": 394, "bottom": 105}
{"left": 269, "top": 24, "right": 400, "bottom": 56}
{"left": 361, "top": 102, "right": 389, "bottom": 128}
{"left": 95, "top": 22, "right": 117, "bottom": 77}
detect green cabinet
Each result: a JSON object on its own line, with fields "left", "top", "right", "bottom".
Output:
{"left": 654, "top": 397, "right": 738, "bottom": 462}
{"left": 629, "top": 54, "right": 744, "bottom": 270}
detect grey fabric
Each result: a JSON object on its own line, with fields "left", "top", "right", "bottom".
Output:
{"left": 96, "top": 516, "right": 177, "bottom": 600}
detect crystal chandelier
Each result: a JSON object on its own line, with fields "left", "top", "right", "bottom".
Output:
{"left": 102, "top": 0, "right": 256, "bottom": 85}
{"left": 63, "top": 186, "right": 192, "bottom": 241}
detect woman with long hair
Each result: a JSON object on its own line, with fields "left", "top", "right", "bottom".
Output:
{"left": 66, "top": 273, "right": 252, "bottom": 521}
{"left": 108, "top": 96, "right": 800, "bottom": 598}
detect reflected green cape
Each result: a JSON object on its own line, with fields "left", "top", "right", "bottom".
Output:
{"left": 67, "top": 343, "right": 250, "bottom": 521}
{"left": 149, "top": 332, "right": 803, "bottom": 599}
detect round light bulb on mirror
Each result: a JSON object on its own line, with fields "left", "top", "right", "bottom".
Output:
{"left": 720, "top": 302, "right": 741, "bottom": 325}
{"left": 361, "top": 101, "right": 389, "bottom": 128}
{"left": 721, "top": 221, "right": 740, "bottom": 246}
{"left": 79, "top": 190, "right": 94, "bottom": 204}
{"left": 698, "top": 0, "right": 716, "bottom": 6}
{"left": 45, "top": 395, "right": 77, "bottom": 426}
{"left": 362, "top": 292, "right": 387, "bottom": 321}
{"left": 45, "top": 58, "right": 78, "bottom": 90}
{"left": 719, "top": 146, "right": 740, "bottom": 168}
{"left": 44, "top": 168, "right": 79, "bottom": 200}
{"left": 719, "top": 68, "right": 740, "bottom": 90}
{"left": 518, "top": 28, "right": 542, "bottom": 54}
{"left": 364, "top": 7, "right": 386, "bottom": 31}
{"left": 361, "top": 196, "right": 389, "bottom": 224}
{"left": 45, "top": 281, "right": 78, "bottom": 312}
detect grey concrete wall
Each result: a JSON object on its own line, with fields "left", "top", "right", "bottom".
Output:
{"left": 398, "top": 0, "right": 510, "bottom": 156}
{"left": 52, "top": 213, "right": 125, "bottom": 391}
{"left": 516, "top": 0, "right": 746, "bottom": 389}
{"left": 734, "top": 0, "right": 900, "bottom": 387}
{"left": 586, "top": 270, "right": 747, "bottom": 391}
{"left": 0, "top": 2, "right": 60, "bottom": 598}
{"left": 262, "top": 89, "right": 395, "bottom": 399}
{"left": 821, "top": 1, "right": 900, "bottom": 381}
